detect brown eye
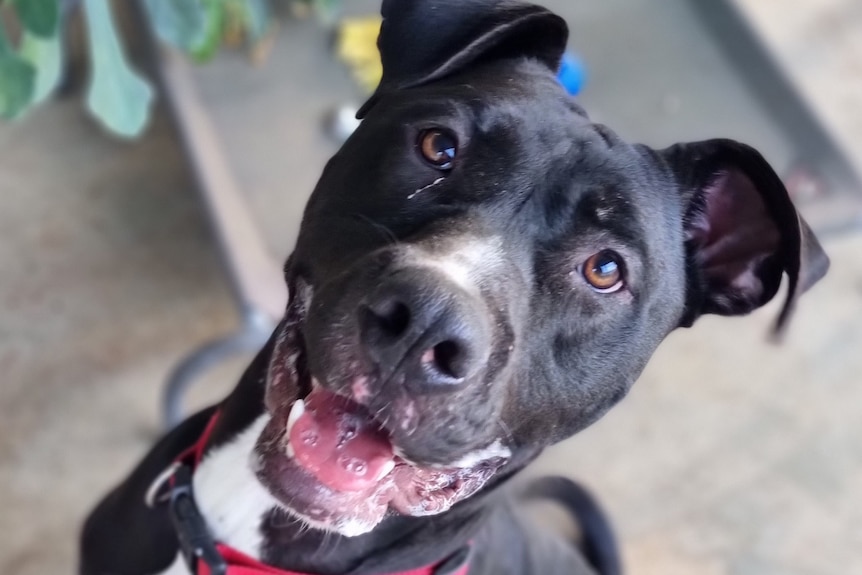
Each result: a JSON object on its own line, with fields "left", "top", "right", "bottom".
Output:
{"left": 418, "top": 129, "right": 457, "bottom": 169}
{"left": 582, "top": 250, "right": 625, "bottom": 293}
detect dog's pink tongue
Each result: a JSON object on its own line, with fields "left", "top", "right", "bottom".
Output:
{"left": 289, "top": 388, "right": 394, "bottom": 492}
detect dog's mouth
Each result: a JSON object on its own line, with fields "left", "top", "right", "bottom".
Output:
{"left": 285, "top": 387, "right": 396, "bottom": 494}
{"left": 254, "top": 287, "right": 510, "bottom": 536}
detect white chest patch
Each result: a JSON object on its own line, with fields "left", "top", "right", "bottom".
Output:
{"left": 191, "top": 415, "right": 280, "bottom": 559}
{"left": 153, "top": 416, "right": 278, "bottom": 574}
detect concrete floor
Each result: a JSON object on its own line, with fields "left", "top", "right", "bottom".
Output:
{"left": 2, "top": 3, "right": 861, "bottom": 575}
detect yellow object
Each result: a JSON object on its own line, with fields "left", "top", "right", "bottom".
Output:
{"left": 335, "top": 16, "right": 383, "bottom": 93}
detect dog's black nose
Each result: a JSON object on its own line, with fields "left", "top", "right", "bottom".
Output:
{"left": 359, "top": 270, "right": 491, "bottom": 394}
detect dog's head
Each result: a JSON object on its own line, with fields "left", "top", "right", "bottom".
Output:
{"left": 254, "top": 0, "right": 828, "bottom": 536}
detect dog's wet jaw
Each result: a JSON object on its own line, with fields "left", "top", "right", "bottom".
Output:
{"left": 253, "top": 274, "right": 512, "bottom": 536}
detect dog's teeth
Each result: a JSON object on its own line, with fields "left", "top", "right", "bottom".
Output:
{"left": 286, "top": 398, "right": 305, "bottom": 436}
{"left": 377, "top": 459, "right": 396, "bottom": 480}
{"left": 286, "top": 442, "right": 294, "bottom": 458}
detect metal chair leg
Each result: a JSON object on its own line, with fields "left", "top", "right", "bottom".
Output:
{"left": 161, "top": 311, "right": 274, "bottom": 430}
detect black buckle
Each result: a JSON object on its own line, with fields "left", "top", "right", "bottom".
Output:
{"left": 432, "top": 544, "right": 472, "bottom": 575}
{"left": 168, "top": 464, "right": 228, "bottom": 575}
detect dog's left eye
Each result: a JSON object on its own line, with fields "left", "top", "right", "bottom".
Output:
{"left": 418, "top": 129, "right": 457, "bottom": 170}
{"left": 580, "top": 250, "right": 625, "bottom": 293}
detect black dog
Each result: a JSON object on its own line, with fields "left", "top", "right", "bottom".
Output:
{"left": 80, "top": 1, "right": 829, "bottom": 574}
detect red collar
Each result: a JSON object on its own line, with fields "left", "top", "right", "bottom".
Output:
{"left": 198, "top": 544, "right": 470, "bottom": 575}
{"left": 155, "top": 410, "right": 470, "bottom": 575}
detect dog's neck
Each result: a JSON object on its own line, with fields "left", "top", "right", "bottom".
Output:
{"left": 194, "top": 338, "right": 503, "bottom": 575}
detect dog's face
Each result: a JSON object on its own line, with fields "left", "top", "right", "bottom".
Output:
{"left": 253, "top": 0, "right": 828, "bottom": 536}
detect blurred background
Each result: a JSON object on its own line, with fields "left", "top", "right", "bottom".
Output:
{"left": 1, "top": 1, "right": 861, "bottom": 574}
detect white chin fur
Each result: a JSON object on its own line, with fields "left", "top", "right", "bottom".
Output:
{"left": 280, "top": 505, "right": 378, "bottom": 538}
{"left": 446, "top": 439, "right": 511, "bottom": 469}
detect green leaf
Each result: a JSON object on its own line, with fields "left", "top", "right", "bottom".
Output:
{"left": 11, "top": 0, "right": 59, "bottom": 38}
{"left": 83, "top": 0, "right": 154, "bottom": 138}
{"left": 0, "top": 26, "right": 36, "bottom": 119}
{"left": 19, "top": 31, "right": 62, "bottom": 104}
{"left": 143, "top": 0, "right": 223, "bottom": 62}
{"left": 239, "top": 0, "right": 270, "bottom": 42}
{"left": 187, "top": 1, "right": 223, "bottom": 62}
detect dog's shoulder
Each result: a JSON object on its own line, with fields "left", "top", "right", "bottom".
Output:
{"left": 79, "top": 408, "right": 216, "bottom": 575}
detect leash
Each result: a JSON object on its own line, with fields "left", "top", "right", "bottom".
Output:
{"left": 147, "top": 411, "right": 471, "bottom": 575}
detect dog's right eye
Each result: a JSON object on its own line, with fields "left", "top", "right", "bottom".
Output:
{"left": 580, "top": 250, "right": 625, "bottom": 293}
{"left": 417, "top": 129, "right": 457, "bottom": 170}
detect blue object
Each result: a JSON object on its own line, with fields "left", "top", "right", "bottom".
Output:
{"left": 557, "top": 52, "right": 587, "bottom": 96}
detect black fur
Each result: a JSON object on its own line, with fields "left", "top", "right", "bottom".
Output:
{"left": 80, "top": 2, "right": 828, "bottom": 575}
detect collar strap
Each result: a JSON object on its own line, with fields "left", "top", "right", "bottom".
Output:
{"left": 156, "top": 410, "right": 471, "bottom": 575}
{"left": 198, "top": 544, "right": 471, "bottom": 575}
{"left": 179, "top": 407, "right": 222, "bottom": 468}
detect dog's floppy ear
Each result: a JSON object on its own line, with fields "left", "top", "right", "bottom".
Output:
{"left": 357, "top": 0, "right": 568, "bottom": 118}
{"left": 663, "top": 139, "right": 829, "bottom": 335}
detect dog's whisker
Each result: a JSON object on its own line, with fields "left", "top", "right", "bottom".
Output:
{"left": 353, "top": 213, "right": 401, "bottom": 247}
{"left": 315, "top": 530, "right": 331, "bottom": 555}
{"left": 493, "top": 416, "right": 514, "bottom": 444}
{"left": 374, "top": 401, "right": 393, "bottom": 422}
